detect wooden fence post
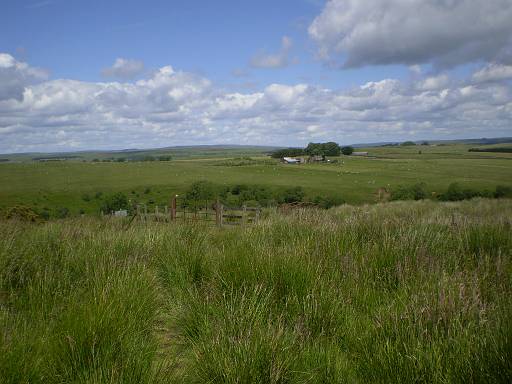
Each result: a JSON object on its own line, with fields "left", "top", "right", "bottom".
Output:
{"left": 215, "top": 199, "right": 223, "bottom": 228}
{"left": 169, "top": 196, "right": 177, "bottom": 221}
{"left": 242, "top": 205, "right": 247, "bottom": 226}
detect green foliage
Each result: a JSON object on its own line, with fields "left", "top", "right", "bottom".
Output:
{"left": 185, "top": 180, "right": 218, "bottom": 201}
{"left": 305, "top": 142, "right": 341, "bottom": 156}
{"left": 401, "top": 141, "right": 416, "bottom": 146}
{"left": 312, "top": 195, "right": 345, "bottom": 208}
{"left": 3, "top": 205, "right": 40, "bottom": 222}
{"left": 469, "top": 147, "right": 512, "bottom": 153}
{"left": 270, "top": 148, "right": 304, "bottom": 159}
{"left": 157, "top": 155, "right": 172, "bottom": 161}
{"left": 391, "top": 183, "right": 428, "bottom": 201}
{"left": 495, "top": 185, "right": 512, "bottom": 198}
{"left": 438, "top": 183, "right": 488, "bottom": 201}
{"left": 279, "top": 186, "right": 305, "bottom": 203}
{"left": 341, "top": 146, "right": 354, "bottom": 155}
{"left": 55, "top": 207, "right": 70, "bottom": 219}
{"left": 100, "top": 192, "right": 129, "bottom": 213}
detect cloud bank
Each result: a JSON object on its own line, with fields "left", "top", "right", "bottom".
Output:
{"left": 0, "top": 53, "right": 511, "bottom": 153}
{"left": 309, "top": 0, "right": 512, "bottom": 68}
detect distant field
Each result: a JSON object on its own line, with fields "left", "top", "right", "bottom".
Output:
{"left": 0, "top": 143, "right": 511, "bottom": 215}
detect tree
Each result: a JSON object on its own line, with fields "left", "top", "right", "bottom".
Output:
{"left": 271, "top": 148, "right": 304, "bottom": 159}
{"left": 305, "top": 142, "right": 341, "bottom": 156}
{"left": 322, "top": 142, "right": 341, "bottom": 156}
{"left": 341, "top": 146, "right": 354, "bottom": 155}
{"left": 401, "top": 141, "right": 416, "bottom": 146}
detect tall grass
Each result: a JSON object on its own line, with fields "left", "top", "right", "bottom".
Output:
{"left": 1, "top": 199, "right": 511, "bottom": 383}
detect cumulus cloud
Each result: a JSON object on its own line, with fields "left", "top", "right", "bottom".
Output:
{"left": 101, "top": 58, "right": 145, "bottom": 79}
{"left": 472, "top": 63, "right": 512, "bottom": 83}
{"left": 309, "top": 0, "right": 512, "bottom": 68}
{"left": 0, "top": 53, "right": 48, "bottom": 101}
{"left": 0, "top": 53, "right": 511, "bottom": 153}
{"left": 250, "top": 36, "right": 294, "bottom": 68}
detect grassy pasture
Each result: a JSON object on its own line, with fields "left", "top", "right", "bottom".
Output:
{"left": 1, "top": 199, "right": 511, "bottom": 383}
{"left": 0, "top": 143, "right": 511, "bottom": 214}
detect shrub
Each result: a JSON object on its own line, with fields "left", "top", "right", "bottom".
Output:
{"left": 186, "top": 181, "right": 218, "bottom": 201}
{"left": 494, "top": 185, "right": 512, "bottom": 198}
{"left": 4, "top": 205, "right": 40, "bottom": 222}
{"left": 312, "top": 195, "right": 345, "bottom": 209}
{"left": 391, "top": 183, "right": 428, "bottom": 201}
{"left": 81, "top": 193, "right": 91, "bottom": 202}
{"left": 38, "top": 208, "right": 51, "bottom": 220}
{"left": 278, "top": 186, "right": 305, "bottom": 203}
{"left": 438, "top": 183, "right": 486, "bottom": 201}
{"left": 341, "top": 146, "right": 354, "bottom": 155}
{"left": 55, "top": 207, "right": 70, "bottom": 219}
{"left": 401, "top": 141, "right": 416, "bottom": 146}
{"left": 100, "top": 192, "right": 129, "bottom": 214}
{"left": 231, "top": 184, "right": 249, "bottom": 195}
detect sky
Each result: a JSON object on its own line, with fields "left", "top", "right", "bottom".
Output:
{"left": 1, "top": 0, "right": 512, "bottom": 153}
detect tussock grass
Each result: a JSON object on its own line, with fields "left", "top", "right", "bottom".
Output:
{"left": 1, "top": 199, "right": 511, "bottom": 383}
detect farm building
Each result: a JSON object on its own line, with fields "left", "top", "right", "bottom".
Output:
{"left": 309, "top": 155, "right": 326, "bottom": 162}
{"left": 282, "top": 157, "right": 300, "bottom": 164}
{"left": 352, "top": 152, "right": 368, "bottom": 156}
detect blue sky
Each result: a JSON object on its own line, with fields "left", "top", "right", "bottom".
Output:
{"left": 2, "top": 0, "right": 407, "bottom": 88}
{"left": 1, "top": 0, "right": 511, "bottom": 152}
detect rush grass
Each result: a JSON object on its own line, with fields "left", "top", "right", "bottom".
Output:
{"left": 1, "top": 199, "right": 511, "bottom": 383}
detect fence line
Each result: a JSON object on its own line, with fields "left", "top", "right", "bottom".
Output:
{"left": 134, "top": 196, "right": 260, "bottom": 227}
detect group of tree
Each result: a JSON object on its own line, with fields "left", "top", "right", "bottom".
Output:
{"left": 270, "top": 148, "right": 305, "bottom": 159}
{"left": 304, "top": 142, "right": 341, "bottom": 156}
{"left": 182, "top": 181, "right": 344, "bottom": 209}
{"left": 92, "top": 155, "right": 172, "bottom": 162}
{"left": 271, "top": 142, "right": 357, "bottom": 158}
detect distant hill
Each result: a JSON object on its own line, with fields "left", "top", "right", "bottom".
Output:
{"left": 2, "top": 137, "right": 512, "bottom": 162}
{"left": 352, "top": 137, "right": 512, "bottom": 148}
{"left": 0, "top": 145, "right": 282, "bottom": 162}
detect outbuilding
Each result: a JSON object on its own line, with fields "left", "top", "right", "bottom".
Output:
{"left": 282, "top": 157, "right": 300, "bottom": 164}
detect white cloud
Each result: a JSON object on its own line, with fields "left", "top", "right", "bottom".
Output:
{"left": 416, "top": 74, "right": 451, "bottom": 91}
{"left": 0, "top": 53, "right": 48, "bottom": 101}
{"left": 472, "top": 63, "right": 512, "bottom": 83}
{"left": 0, "top": 53, "right": 511, "bottom": 153}
{"left": 250, "top": 36, "right": 294, "bottom": 68}
{"left": 101, "top": 58, "right": 145, "bottom": 79}
{"left": 309, "top": 0, "right": 512, "bottom": 68}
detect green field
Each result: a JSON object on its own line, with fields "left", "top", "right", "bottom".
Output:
{"left": 1, "top": 143, "right": 511, "bottom": 215}
{"left": 1, "top": 199, "right": 511, "bottom": 383}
